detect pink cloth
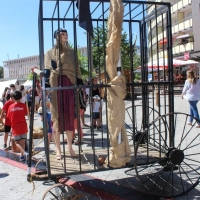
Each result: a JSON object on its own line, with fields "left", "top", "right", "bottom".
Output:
{"left": 57, "top": 75, "right": 75, "bottom": 131}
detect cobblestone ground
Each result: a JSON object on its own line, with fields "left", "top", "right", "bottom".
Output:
{"left": 0, "top": 94, "right": 200, "bottom": 200}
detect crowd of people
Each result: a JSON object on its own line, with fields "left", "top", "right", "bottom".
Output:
{"left": 0, "top": 88, "right": 29, "bottom": 161}
{"left": 1, "top": 83, "right": 42, "bottom": 113}
{"left": 0, "top": 77, "right": 102, "bottom": 161}
{"left": 0, "top": 82, "right": 43, "bottom": 161}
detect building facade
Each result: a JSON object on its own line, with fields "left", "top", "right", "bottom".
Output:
{"left": 2, "top": 47, "right": 88, "bottom": 79}
{"left": 145, "top": 0, "right": 200, "bottom": 78}
{"left": 3, "top": 55, "right": 39, "bottom": 79}
{"left": 147, "top": 0, "right": 199, "bottom": 61}
{"left": 78, "top": 46, "right": 88, "bottom": 57}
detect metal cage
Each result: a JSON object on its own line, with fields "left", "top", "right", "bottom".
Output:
{"left": 27, "top": 0, "right": 200, "bottom": 199}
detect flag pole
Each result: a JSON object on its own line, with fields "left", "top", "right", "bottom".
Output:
{"left": 117, "top": 50, "right": 122, "bottom": 144}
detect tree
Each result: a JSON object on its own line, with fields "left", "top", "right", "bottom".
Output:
{"left": 27, "top": 71, "right": 40, "bottom": 81}
{"left": 92, "top": 24, "right": 141, "bottom": 74}
{"left": 92, "top": 25, "right": 107, "bottom": 73}
{"left": 0, "top": 66, "right": 4, "bottom": 78}
{"left": 77, "top": 49, "right": 88, "bottom": 70}
{"left": 69, "top": 42, "right": 91, "bottom": 80}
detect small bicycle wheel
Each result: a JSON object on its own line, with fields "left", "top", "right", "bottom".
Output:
{"left": 42, "top": 183, "right": 79, "bottom": 200}
{"left": 125, "top": 105, "right": 159, "bottom": 143}
{"left": 134, "top": 112, "right": 200, "bottom": 198}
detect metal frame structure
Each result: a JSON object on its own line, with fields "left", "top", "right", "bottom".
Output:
{"left": 26, "top": 0, "right": 200, "bottom": 198}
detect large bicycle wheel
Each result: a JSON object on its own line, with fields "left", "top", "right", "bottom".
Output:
{"left": 42, "top": 183, "right": 79, "bottom": 200}
{"left": 134, "top": 112, "right": 200, "bottom": 198}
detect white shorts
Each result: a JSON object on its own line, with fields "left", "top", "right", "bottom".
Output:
{"left": 20, "top": 96, "right": 26, "bottom": 103}
{"left": 35, "top": 96, "right": 40, "bottom": 106}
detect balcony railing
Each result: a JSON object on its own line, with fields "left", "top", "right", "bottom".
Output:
{"left": 148, "top": 16, "right": 192, "bottom": 47}
{"left": 147, "top": 0, "right": 192, "bottom": 26}
{"left": 172, "top": 17, "right": 192, "bottom": 33}
{"left": 173, "top": 41, "right": 194, "bottom": 54}
{"left": 150, "top": 41, "right": 193, "bottom": 60}
{"left": 171, "top": 0, "right": 191, "bottom": 13}
{"left": 148, "top": 16, "right": 192, "bottom": 37}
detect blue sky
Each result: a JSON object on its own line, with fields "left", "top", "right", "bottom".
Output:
{"left": 0, "top": 0, "right": 88, "bottom": 66}
{"left": 0, "top": 0, "right": 41, "bottom": 65}
{"left": 0, "top": 0, "right": 140, "bottom": 67}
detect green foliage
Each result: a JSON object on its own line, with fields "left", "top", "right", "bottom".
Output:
{"left": 92, "top": 25, "right": 108, "bottom": 71}
{"left": 92, "top": 24, "right": 141, "bottom": 73}
{"left": 134, "top": 73, "right": 141, "bottom": 82}
{"left": 0, "top": 67, "right": 3, "bottom": 78}
{"left": 27, "top": 72, "right": 40, "bottom": 81}
{"left": 69, "top": 43, "right": 90, "bottom": 79}
{"left": 77, "top": 50, "right": 88, "bottom": 70}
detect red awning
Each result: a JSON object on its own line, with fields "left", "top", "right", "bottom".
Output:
{"left": 158, "top": 38, "right": 167, "bottom": 44}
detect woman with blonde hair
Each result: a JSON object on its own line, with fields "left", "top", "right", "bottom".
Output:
{"left": 181, "top": 70, "right": 200, "bottom": 127}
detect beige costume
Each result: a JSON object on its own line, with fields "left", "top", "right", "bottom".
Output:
{"left": 45, "top": 45, "right": 82, "bottom": 133}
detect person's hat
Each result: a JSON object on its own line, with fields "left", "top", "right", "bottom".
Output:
{"left": 93, "top": 95, "right": 100, "bottom": 99}
{"left": 10, "top": 84, "right": 15, "bottom": 87}
{"left": 54, "top": 28, "right": 67, "bottom": 38}
{"left": 38, "top": 107, "right": 43, "bottom": 114}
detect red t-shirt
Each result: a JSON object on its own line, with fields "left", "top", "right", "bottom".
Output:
{"left": 2, "top": 100, "right": 14, "bottom": 126}
{"left": 7, "top": 102, "right": 28, "bottom": 136}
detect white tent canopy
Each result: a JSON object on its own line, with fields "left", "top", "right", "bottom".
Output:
{"left": 139, "top": 58, "right": 199, "bottom": 68}
{"left": 176, "top": 34, "right": 190, "bottom": 39}
{"left": 135, "top": 58, "right": 199, "bottom": 72}
{"left": 23, "top": 80, "right": 33, "bottom": 90}
{"left": 146, "top": 58, "right": 198, "bottom": 68}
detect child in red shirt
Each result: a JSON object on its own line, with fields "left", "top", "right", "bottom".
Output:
{"left": 0, "top": 92, "right": 15, "bottom": 149}
{"left": 7, "top": 91, "right": 28, "bottom": 161}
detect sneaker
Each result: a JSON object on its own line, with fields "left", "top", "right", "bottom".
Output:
{"left": 187, "top": 122, "right": 192, "bottom": 126}
{"left": 195, "top": 125, "right": 200, "bottom": 128}
{"left": 19, "top": 155, "right": 25, "bottom": 162}
{"left": 3, "top": 144, "right": 7, "bottom": 149}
